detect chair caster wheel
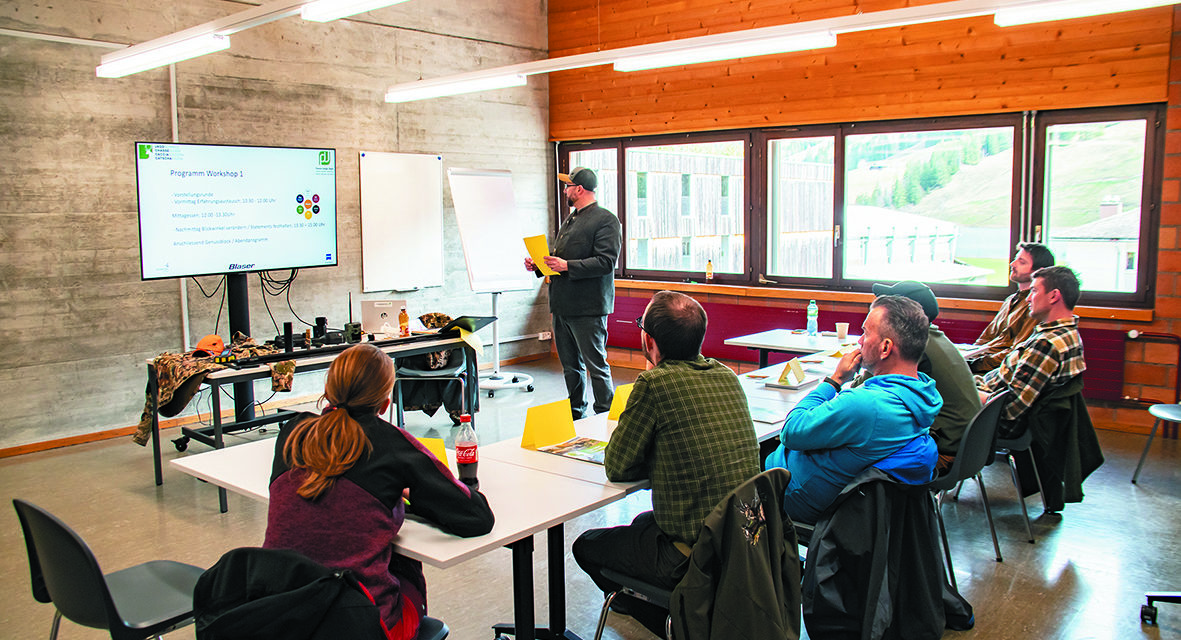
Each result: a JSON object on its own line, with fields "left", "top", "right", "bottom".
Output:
{"left": 488, "top": 390, "right": 495, "bottom": 398}
{"left": 526, "top": 385, "right": 534, "bottom": 392}
{"left": 1141, "top": 603, "right": 1158, "bottom": 625}
{"left": 172, "top": 437, "right": 189, "bottom": 452}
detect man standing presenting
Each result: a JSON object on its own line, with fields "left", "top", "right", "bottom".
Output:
{"left": 525, "top": 167, "right": 621, "bottom": 420}
{"left": 967, "top": 242, "right": 1055, "bottom": 373}
{"left": 765, "top": 296, "right": 941, "bottom": 525}
{"left": 573, "top": 291, "right": 760, "bottom": 636}
{"left": 976, "top": 265, "right": 1086, "bottom": 435}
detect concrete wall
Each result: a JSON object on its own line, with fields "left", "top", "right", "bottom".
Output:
{"left": 0, "top": 0, "right": 555, "bottom": 449}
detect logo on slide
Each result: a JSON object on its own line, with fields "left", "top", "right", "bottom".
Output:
{"left": 318, "top": 150, "right": 332, "bottom": 166}
{"left": 138, "top": 144, "right": 153, "bottom": 159}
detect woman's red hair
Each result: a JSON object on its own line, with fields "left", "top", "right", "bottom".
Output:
{"left": 282, "top": 343, "right": 395, "bottom": 499}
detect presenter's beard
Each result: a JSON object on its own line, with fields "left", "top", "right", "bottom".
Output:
{"left": 566, "top": 195, "right": 575, "bottom": 207}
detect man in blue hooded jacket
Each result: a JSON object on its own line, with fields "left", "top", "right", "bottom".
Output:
{"left": 765, "top": 295, "right": 941, "bottom": 525}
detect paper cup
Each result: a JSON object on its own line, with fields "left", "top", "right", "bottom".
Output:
{"left": 835, "top": 322, "right": 849, "bottom": 341}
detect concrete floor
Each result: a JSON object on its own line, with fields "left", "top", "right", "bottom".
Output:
{"left": 1, "top": 356, "right": 1179, "bottom": 640}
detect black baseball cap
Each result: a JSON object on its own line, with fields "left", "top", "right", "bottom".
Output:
{"left": 872, "top": 280, "right": 939, "bottom": 323}
{"left": 558, "top": 166, "right": 597, "bottom": 191}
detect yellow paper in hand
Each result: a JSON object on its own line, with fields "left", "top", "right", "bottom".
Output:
{"left": 416, "top": 436, "right": 450, "bottom": 470}
{"left": 459, "top": 328, "right": 484, "bottom": 354}
{"left": 521, "top": 398, "right": 576, "bottom": 449}
{"left": 779, "top": 358, "right": 806, "bottom": 386}
{"left": 523, "top": 235, "right": 558, "bottom": 276}
{"left": 607, "top": 383, "right": 634, "bottom": 421}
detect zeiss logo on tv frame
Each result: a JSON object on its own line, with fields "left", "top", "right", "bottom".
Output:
{"left": 318, "top": 150, "right": 331, "bottom": 166}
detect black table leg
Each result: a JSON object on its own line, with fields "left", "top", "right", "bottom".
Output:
{"left": 491, "top": 527, "right": 583, "bottom": 640}
{"left": 758, "top": 348, "right": 769, "bottom": 369}
{"left": 149, "top": 365, "right": 163, "bottom": 486}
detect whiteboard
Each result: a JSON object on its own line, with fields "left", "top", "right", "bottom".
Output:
{"left": 359, "top": 152, "right": 444, "bottom": 292}
{"left": 447, "top": 168, "right": 534, "bottom": 294}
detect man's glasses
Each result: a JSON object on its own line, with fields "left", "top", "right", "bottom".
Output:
{"left": 635, "top": 316, "right": 645, "bottom": 332}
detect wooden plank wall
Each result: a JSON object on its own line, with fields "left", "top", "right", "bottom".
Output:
{"left": 548, "top": 0, "right": 1171, "bottom": 140}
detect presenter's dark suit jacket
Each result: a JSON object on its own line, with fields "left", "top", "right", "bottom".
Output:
{"left": 546, "top": 202, "right": 621, "bottom": 317}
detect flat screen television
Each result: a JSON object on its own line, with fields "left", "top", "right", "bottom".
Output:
{"left": 135, "top": 142, "right": 337, "bottom": 280}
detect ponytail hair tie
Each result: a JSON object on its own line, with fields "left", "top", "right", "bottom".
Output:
{"left": 322, "top": 404, "right": 339, "bottom": 414}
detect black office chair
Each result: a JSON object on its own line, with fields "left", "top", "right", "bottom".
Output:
{"left": 594, "top": 468, "right": 799, "bottom": 640}
{"left": 394, "top": 347, "right": 470, "bottom": 428}
{"left": 992, "top": 429, "right": 1044, "bottom": 543}
{"left": 13, "top": 498, "right": 205, "bottom": 640}
{"left": 928, "top": 392, "right": 1009, "bottom": 585}
{"left": 416, "top": 615, "right": 451, "bottom": 640}
{"left": 593, "top": 568, "right": 674, "bottom": 640}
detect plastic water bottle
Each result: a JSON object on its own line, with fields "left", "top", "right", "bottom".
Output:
{"left": 806, "top": 300, "right": 819, "bottom": 336}
{"left": 398, "top": 306, "right": 410, "bottom": 337}
{"left": 455, "top": 414, "right": 479, "bottom": 491}
{"left": 705, "top": 260, "right": 714, "bottom": 282}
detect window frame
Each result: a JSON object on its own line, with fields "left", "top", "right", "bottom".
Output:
{"left": 556, "top": 103, "right": 1163, "bottom": 307}
{"left": 1029, "top": 104, "right": 1164, "bottom": 307}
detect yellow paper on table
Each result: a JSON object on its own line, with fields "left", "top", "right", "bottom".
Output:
{"left": 523, "top": 235, "right": 558, "bottom": 276}
{"left": 607, "top": 383, "right": 634, "bottom": 421}
{"left": 779, "top": 358, "right": 807, "bottom": 386}
{"left": 521, "top": 398, "right": 576, "bottom": 449}
{"left": 416, "top": 436, "right": 450, "bottom": 470}
{"left": 459, "top": 329, "right": 484, "bottom": 354}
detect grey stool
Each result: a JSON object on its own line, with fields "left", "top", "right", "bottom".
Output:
{"left": 1132, "top": 403, "right": 1181, "bottom": 484}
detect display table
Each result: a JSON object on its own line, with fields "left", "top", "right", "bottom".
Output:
{"left": 149, "top": 334, "right": 476, "bottom": 512}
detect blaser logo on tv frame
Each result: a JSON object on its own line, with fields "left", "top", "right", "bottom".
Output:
{"left": 227, "top": 263, "right": 256, "bottom": 271}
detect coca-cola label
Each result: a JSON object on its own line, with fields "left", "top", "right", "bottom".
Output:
{"left": 456, "top": 443, "right": 478, "bottom": 464}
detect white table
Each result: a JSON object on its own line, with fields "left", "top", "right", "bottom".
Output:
{"left": 171, "top": 433, "right": 631, "bottom": 640}
{"left": 724, "top": 328, "right": 858, "bottom": 368}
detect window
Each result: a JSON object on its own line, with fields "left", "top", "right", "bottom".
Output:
{"left": 622, "top": 138, "right": 746, "bottom": 277}
{"left": 843, "top": 124, "right": 1016, "bottom": 287}
{"left": 1035, "top": 110, "right": 1156, "bottom": 298}
{"left": 558, "top": 104, "right": 1162, "bottom": 306}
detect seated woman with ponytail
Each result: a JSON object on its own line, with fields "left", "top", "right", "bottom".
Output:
{"left": 263, "top": 343, "right": 494, "bottom": 640}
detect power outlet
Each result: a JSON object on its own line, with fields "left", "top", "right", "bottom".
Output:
{"left": 539, "top": 331, "right": 553, "bottom": 341}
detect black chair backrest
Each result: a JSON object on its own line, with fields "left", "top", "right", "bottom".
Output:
{"left": 930, "top": 392, "right": 1010, "bottom": 491}
{"left": 13, "top": 499, "right": 116, "bottom": 631}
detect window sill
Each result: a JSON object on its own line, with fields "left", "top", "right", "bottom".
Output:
{"left": 615, "top": 279, "right": 1153, "bottom": 323}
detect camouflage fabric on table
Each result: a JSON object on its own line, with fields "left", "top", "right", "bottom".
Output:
{"left": 131, "top": 333, "right": 289, "bottom": 446}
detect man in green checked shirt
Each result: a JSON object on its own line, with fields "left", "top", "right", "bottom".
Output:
{"left": 573, "top": 290, "right": 760, "bottom": 637}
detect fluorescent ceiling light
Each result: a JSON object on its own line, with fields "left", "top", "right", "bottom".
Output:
{"left": 96, "top": 33, "right": 230, "bottom": 78}
{"left": 385, "top": 74, "right": 528, "bottom": 103}
{"left": 613, "top": 31, "right": 837, "bottom": 72}
{"left": 301, "top": 0, "right": 411, "bottom": 23}
{"left": 994, "top": 0, "right": 1178, "bottom": 26}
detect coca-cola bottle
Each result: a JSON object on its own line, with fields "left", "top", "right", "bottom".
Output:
{"left": 455, "top": 414, "right": 479, "bottom": 491}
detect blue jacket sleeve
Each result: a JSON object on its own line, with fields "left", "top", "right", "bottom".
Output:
{"left": 779, "top": 384, "right": 876, "bottom": 452}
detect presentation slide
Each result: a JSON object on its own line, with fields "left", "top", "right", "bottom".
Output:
{"left": 136, "top": 142, "right": 337, "bottom": 279}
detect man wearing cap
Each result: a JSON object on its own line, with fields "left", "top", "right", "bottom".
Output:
{"left": 863, "top": 281, "right": 981, "bottom": 472}
{"left": 524, "top": 167, "right": 622, "bottom": 419}
{"left": 966, "top": 242, "right": 1055, "bottom": 373}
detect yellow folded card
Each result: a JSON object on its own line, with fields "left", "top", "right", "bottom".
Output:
{"left": 523, "top": 235, "right": 558, "bottom": 276}
{"left": 779, "top": 358, "right": 806, "bottom": 386}
{"left": 607, "top": 383, "right": 634, "bottom": 421}
{"left": 521, "top": 398, "right": 576, "bottom": 449}
{"left": 459, "top": 328, "right": 484, "bottom": 354}
{"left": 415, "top": 436, "right": 449, "bottom": 470}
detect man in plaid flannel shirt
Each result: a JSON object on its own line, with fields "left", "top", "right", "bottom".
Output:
{"left": 976, "top": 265, "right": 1087, "bottom": 437}
{"left": 572, "top": 290, "right": 760, "bottom": 637}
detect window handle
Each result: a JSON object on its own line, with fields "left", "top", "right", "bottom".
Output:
{"left": 833, "top": 224, "right": 841, "bottom": 247}
{"left": 1034, "top": 225, "right": 1042, "bottom": 242}
{"left": 758, "top": 273, "right": 778, "bottom": 284}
